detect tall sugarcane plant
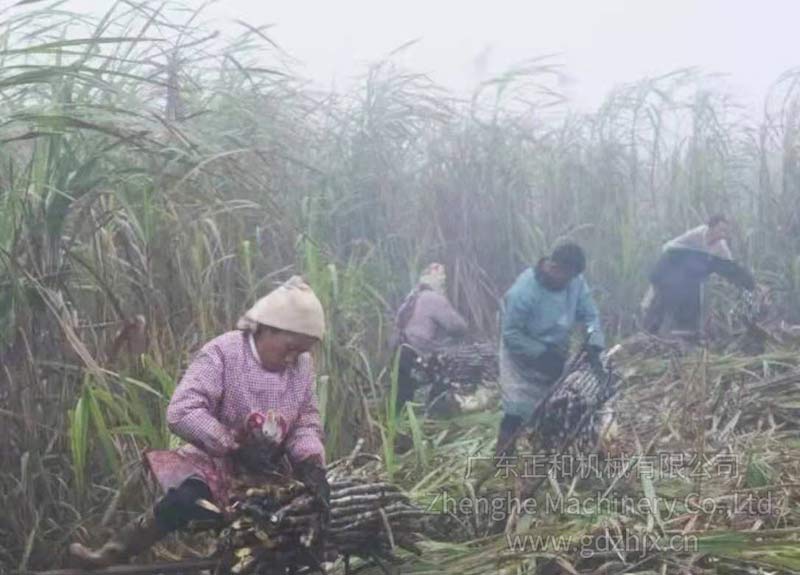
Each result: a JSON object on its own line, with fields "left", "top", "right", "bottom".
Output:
{"left": 2, "top": 0, "right": 800, "bottom": 569}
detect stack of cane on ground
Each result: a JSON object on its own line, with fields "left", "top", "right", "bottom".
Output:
{"left": 416, "top": 341, "right": 501, "bottom": 416}
{"left": 216, "top": 440, "right": 428, "bottom": 574}
{"left": 415, "top": 342, "right": 499, "bottom": 392}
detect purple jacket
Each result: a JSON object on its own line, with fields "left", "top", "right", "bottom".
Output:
{"left": 146, "top": 331, "right": 324, "bottom": 505}
{"left": 399, "top": 290, "right": 468, "bottom": 353}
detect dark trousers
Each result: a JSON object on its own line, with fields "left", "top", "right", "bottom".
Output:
{"left": 495, "top": 414, "right": 524, "bottom": 457}
{"left": 395, "top": 345, "right": 420, "bottom": 415}
{"left": 643, "top": 282, "right": 701, "bottom": 334}
{"left": 153, "top": 477, "right": 221, "bottom": 533}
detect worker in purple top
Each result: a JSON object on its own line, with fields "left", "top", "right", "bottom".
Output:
{"left": 69, "top": 277, "right": 329, "bottom": 567}
{"left": 389, "top": 263, "right": 468, "bottom": 413}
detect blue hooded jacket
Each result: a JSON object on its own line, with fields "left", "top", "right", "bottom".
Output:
{"left": 501, "top": 266, "right": 605, "bottom": 366}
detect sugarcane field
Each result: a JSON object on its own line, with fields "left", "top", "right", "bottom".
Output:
{"left": 4, "top": 2, "right": 800, "bottom": 574}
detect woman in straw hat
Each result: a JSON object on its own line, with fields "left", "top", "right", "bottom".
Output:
{"left": 70, "top": 276, "right": 329, "bottom": 567}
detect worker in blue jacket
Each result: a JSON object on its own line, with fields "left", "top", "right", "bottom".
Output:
{"left": 496, "top": 243, "right": 605, "bottom": 456}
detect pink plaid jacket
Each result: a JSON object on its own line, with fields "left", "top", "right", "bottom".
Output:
{"left": 145, "top": 331, "right": 325, "bottom": 504}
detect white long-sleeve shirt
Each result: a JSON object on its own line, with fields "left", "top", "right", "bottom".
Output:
{"left": 663, "top": 224, "right": 732, "bottom": 260}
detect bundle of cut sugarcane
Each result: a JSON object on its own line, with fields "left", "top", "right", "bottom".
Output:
{"left": 413, "top": 341, "right": 498, "bottom": 393}
{"left": 530, "top": 352, "right": 620, "bottom": 454}
{"left": 217, "top": 468, "right": 427, "bottom": 574}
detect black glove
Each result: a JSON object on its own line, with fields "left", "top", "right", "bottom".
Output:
{"left": 735, "top": 267, "right": 756, "bottom": 292}
{"left": 534, "top": 347, "right": 566, "bottom": 380}
{"left": 294, "top": 458, "right": 331, "bottom": 518}
{"left": 234, "top": 437, "right": 281, "bottom": 475}
{"left": 294, "top": 458, "right": 330, "bottom": 560}
{"left": 583, "top": 343, "right": 604, "bottom": 372}
{"left": 711, "top": 257, "right": 756, "bottom": 291}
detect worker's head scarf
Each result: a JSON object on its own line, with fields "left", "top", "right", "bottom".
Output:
{"left": 236, "top": 276, "right": 325, "bottom": 339}
{"left": 419, "top": 262, "right": 446, "bottom": 294}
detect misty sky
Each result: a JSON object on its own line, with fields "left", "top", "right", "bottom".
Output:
{"left": 65, "top": 0, "right": 800, "bottom": 109}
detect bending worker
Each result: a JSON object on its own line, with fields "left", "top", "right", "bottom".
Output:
{"left": 70, "top": 277, "right": 329, "bottom": 567}
{"left": 389, "top": 263, "right": 468, "bottom": 413}
{"left": 496, "top": 243, "right": 605, "bottom": 456}
{"left": 642, "top": 215, "right": 755, "bottom": 335}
